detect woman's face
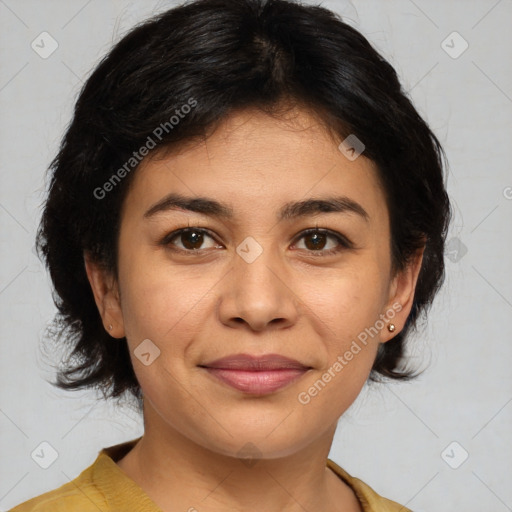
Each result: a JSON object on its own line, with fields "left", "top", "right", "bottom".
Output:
{"left": 87, "top": 107, "right": 421, "bottom": 459}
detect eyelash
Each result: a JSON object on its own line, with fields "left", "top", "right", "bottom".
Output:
{"left": 160, "top": 227, "right": 353, "bottom": 257}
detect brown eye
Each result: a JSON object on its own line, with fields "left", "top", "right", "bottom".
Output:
{"left": 303, "top": 232, "right": 328, "bottom": 251}
{"left": 164, "top": 228, "right": 221, "bottom": 252}
{"left": 179, "top": 229, "right": 205, "bottom": 250}
{"left": 293, "top": 228, "right": 351, "bottom": 256}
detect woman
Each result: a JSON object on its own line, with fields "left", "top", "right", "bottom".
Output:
{"left": 12, "top": 0, "right": 451, "bottom": 510}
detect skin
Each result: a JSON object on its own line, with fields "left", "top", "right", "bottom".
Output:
{"left": 85, "top": 106, "right": 423, "bottom": 512}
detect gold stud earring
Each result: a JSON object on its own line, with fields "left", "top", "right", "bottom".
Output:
{"left": 387, "top": 323, "right": 395, "bottom": 333}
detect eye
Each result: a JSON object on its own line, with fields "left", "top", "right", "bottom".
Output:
{"left": 161, "top": 226, "right": 352, "bottom": 256}
{"left": 162, "top": 228, "right": 222, "bottom": 253}
{"left": 292, "top": 228, "right": 352, "bottom": 256}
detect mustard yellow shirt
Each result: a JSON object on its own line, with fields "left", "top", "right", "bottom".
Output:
{"left": 10, "top": 437, "right": 411, "bottom": 512}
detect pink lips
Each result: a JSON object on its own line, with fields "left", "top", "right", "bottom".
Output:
{"left": 200, "top": 354, "right": 310, "bottom": 394}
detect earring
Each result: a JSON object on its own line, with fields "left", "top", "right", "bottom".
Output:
{"left": 387, "top": 323, "right": 396, "bottom": 333}
{"left": 108, "top": 324, "right": 113, "bottom": 331}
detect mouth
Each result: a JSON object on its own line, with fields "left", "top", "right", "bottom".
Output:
{"left": 198, "top": 354, "right": 311, "bottom": 394}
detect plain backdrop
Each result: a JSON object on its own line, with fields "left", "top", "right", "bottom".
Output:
{"left": 1, "top": 1, "right": 511, "bottom": 511}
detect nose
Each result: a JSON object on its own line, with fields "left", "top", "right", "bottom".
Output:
{"left": 217, "top": 244, "right": 300, "bottom": 332}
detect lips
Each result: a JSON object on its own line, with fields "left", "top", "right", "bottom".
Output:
{"left": 199, "top": 354, "right": 311, "bottom": 394}
{"left": 201, "top": 353, "right": 309, "bottom": 371}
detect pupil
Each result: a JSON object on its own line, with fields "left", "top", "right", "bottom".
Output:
{"left": 305, "top": 232, "right": 326, "bottom": 250}
{"left": 182, "top": 230, "right": 203, "bottom": 249}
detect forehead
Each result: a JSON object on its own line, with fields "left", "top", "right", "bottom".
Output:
{"left": 123, "top": 107, "right": 387, "bottom": 224}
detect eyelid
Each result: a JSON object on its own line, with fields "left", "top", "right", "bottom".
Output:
{"left": 160, "top": 227, "right": 221, "bottom": 249}
{"left": 160, "top": 226, "right": 353, "bottom": 255}
{"left": 290, "top": 228, "right": 353, "bottom": 254}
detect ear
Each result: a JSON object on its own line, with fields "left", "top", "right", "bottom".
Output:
{"left": 381, "top": 247, "right": 425, "bottom": 342}
{"left": 84, "top": 251, "right": 125, "bottom": 338}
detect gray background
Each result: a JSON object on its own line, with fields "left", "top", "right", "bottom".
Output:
{"left": 1, "top": 0, "right": 511, "bottom": 510}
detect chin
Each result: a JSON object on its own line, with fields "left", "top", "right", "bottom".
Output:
{"left": 208, "top": 436, "right": 310, "bottom": 462}
{"left": 184, "top": 415, "right": 325, "bottom": 462}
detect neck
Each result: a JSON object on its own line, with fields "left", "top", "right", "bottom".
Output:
{"left": 116, "top": 401, "right": 361, "bottom": 512}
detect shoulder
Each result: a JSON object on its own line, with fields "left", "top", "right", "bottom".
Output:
{"left": 9, "top": 461, "right": 106, "bottom": 512}
{"left": 10, "top": 437, "right": 143, "bottom": 512}
{"left": 327, "top": 459, "right": 412, "bottom": 512}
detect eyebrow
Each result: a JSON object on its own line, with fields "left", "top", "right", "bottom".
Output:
{"left": 143, "top": 192, "right": 369, "bottom": 222}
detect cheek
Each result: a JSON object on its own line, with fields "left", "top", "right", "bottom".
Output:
{"left": 302, "top": 264, "right": 388, "bottom": 342}
{"left": 117, "top": 251, "right": 217, "bottom": 351}
{"left": 296, "top": 266, "right": 385, "bottom": 401}
{"left": 295, "top": 275, "right": 382, "bottom": 421}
